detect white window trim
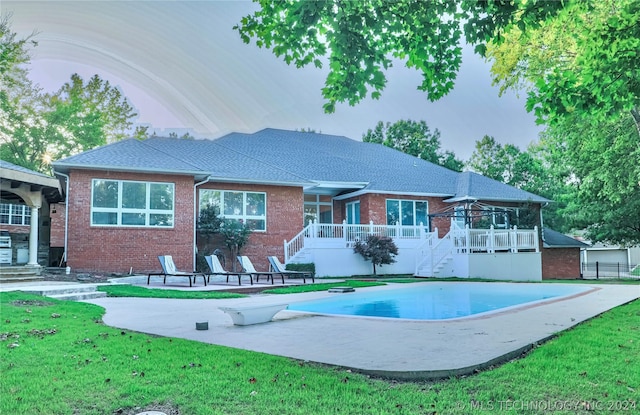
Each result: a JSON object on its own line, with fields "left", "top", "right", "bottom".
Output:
{"left": 346, "top": 200, "right": 360, "bottom": 224}
{"left": 91, "top": 179, "right": 175, "bottom": 228}
{"left": 385, "top": 199, "right": 429, "bottom": 227}
{"left": 0, "top": 203, "right": 31, "bottom": 225}
{"left": 199, "top": 189, "right": 267, "bottom": 232}
{"left": 303, "top": 194, "right": 333, "bottom": 225}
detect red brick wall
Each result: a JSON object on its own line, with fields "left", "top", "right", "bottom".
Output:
{"left": 197, "top": 182, "right": 303, "bottom": 272}
{"left": 542, "top": 248, "right": 582, "bottom": 279}
{"left": 66, "top": 170, "right": 195, "bottom": 274}
{"left": 1, "top": 224, "right": 30, "bottom": 234}
{"left": 49, "top": 203, "right": 65, "bottom": 247}
{"left": 335, "top": 193, "right": 450, "bottom": 235}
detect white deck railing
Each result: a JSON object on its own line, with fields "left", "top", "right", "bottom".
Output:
{"left": 451, "top": 225, "right": 539, "bottom": 253}
{"left": 285, "top": 220, "right": 540, "bottom": 264}
{"left": 285, "top": 220, "right": 430, "bottom": 262}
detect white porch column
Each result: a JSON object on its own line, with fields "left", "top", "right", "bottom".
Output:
{"left": 28, "top": 206, "right": 39, "bottom": 266}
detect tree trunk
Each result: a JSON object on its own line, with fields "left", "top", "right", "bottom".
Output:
{"left": 631, "top": 106, "right": 640, "bottom": 138}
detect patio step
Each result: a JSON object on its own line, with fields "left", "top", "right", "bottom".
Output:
{"left": 21, "top": 284, "right": 107, "bottom": 301}
{"left": 0, "top": 275, "right": 45, "bottom": 284}
{"left": 0, "top": 265, "right": 43, "bottom": 282}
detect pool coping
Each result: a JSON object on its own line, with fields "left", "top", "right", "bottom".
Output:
{"left": 285, "top": 283, "right": 600, "bottom": 322}
{"left": 79, "top": 281, "right": 639, "bottom": 380}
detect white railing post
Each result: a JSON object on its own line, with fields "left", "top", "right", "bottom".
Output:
{"left": 418, "top": 222, "right": 424, "bottom": 239}
{"left": 465, "top": 224, "right": 470, "bottom": 253}
{"left": 342, "top": 219, "right": 347, "bottom": 244}
{"left": 511, "top": 226, "right": 518, "bottom": 253}
{"left": 489, "top": 225, "right": 495, "bottom": 253}
{"left": 310, "top": 220, "right": 317, "bottom": 239}
{"left": 284, "top": 239, "right": 288, "bottom": 262}
{"left": 534, "top": 226, "right": 540, "bottom": 252}
{"left": 369, "top": 220, "right": 374, "bottom": 236}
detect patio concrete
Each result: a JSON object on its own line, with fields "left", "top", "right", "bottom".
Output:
{"left": 86, "top": 281, "right": 639, "bottom": 380}
{"left": 3, "top": 278, "right": 638, "bottom": 380}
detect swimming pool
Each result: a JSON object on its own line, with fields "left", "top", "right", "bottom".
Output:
{"left": 287, "top": 282, "right": 592, "bottom": 320}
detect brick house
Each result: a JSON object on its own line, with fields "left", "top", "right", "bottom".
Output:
{"left": 52, "top": 128, "right": 572, "bottom": 280}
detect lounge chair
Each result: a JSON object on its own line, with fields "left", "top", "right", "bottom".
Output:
{"left": 148, "top": 255, "right": 207, "bottom": 287}
{"left": 237, "top": 256, "right": 284, "bottom": 284}
{"left": 267, "top": 256, "right": 314, "bottom": 283}
{"left": 204, "top": 255, "right": 253, "bottom": 286}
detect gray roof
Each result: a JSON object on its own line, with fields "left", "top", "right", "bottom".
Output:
{"left": 1, "top": 160, "right": 63, "bottom": 202}
{"left": 447, "top": 171, "right": 550, "bottom": 203}
{"left": 52, "top": 128, "right": 549, "bottom": 203}
{"left": 1, "top": 160, "right": 55, "bottom": 179}
{"left": 542, "top": 228, "right": 590, "bottom": 248}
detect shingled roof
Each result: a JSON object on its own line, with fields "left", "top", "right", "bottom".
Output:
{"left": 542, "top": 228, "right": 590, "bottom": 248}
{"left": 53, "top": 128, "right": 550, "bottom": 203}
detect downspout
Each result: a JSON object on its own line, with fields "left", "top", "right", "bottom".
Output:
{"left": 54, "top": 171, "right": 70, "bottom": 266}
{"left": 539, "top": 202, "right": 548, "bottom": 252}
{"left": 193, "top": 176, "right": 211, "bottom": 270}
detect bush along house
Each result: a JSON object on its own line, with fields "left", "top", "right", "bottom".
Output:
{"left": 52, "top": 128, "right": 579, "bottom": 280}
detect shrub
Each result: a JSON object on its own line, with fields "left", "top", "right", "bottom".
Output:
{"left": 285, "top": 262, "right": 315, "bottom": 276}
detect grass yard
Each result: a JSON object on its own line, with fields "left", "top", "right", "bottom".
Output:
{"left": 98, "top": 285, "right": 247, "bottom": 299}
{"left": 0, "top": 289, "right": 638, "bottom": 415}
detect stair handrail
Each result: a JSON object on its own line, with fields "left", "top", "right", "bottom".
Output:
{"left": 430, "top": 231, "right": 454, "bottom": 274}
{"left": 284, "top": 222, "right": 313, "bottom": 262}
{"left": 414, "top": 228, "right": 438, "bottom": 272}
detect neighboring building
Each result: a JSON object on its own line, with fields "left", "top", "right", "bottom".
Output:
{"left": 0, "top": 160, "right": 63, "bottom": 271}
{"left": 52, "top": 129, "right": 559, "bottom": 280}
{"left": 541, "top": 228, "right": 590, "bottom": 279}
{"left": 582, "top": 243, "right": 640, "bottom": 268}
{"left": 580, "top": 242, "right": 640, "bottom": 278}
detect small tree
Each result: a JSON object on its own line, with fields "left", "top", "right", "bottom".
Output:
{"left": 219, "top": 219, "right": 252, "bottom": 271}
{"left": 196, "top": 206, "right": 252, "bottom": 271}
{"left": 353, "top": 235, "right": 398, "bottom": 275}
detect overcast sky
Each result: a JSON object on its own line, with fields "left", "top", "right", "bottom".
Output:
{"left": 4, "top": 0, "right": 544, "bottom": 161}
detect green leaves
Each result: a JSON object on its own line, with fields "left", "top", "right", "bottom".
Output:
{"left": 1, "top": 15, "right": 140, "bottom": 174}
{"left": 363, "top": 119, "right": 463, "bottom": 171}
{"left": 353, "top": 234, "right": 398, "bottom": 275}
{"left": 235, "top": 0, "right": 468, "bottom": 112}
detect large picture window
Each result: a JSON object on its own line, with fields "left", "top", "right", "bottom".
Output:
{"left": 199, "top": 189, "right": 266, "bottom": 231}
{"left": 91, "top": 179, "right": 174, "bottom": 227}
{"left": 386, "top": 199, "right": 428, "bottom": 226}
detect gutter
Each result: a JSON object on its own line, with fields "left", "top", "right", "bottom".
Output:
{"left": 53, "top": 170, "right": 70, "bottom": 266}
{"left": 193, "top": 176, "right": 211, "bottom": 270}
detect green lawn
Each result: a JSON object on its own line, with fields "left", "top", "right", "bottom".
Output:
{"left": 1, "top": 289, "right": 638, "bottom": 414}
{"left": 98, "top": 284, "right": 247, "bottom": 299}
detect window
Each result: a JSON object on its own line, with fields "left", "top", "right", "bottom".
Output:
{"left": 454, "top": 206, "right": 466, "bottom": 228}
{"left": 199, "top": 189, "right": 266, "bottom": 231}
{"left": 0, "top": 203, "right": 31, "bottom": 225}
{"left": 386, "top": 199, "right": 428, "bottom": 226}
{"left": 484, "top": 206, "right": 509, "bottom": 228}
{"left": 91, "top": 179, "right": 174, "bottom": 227}
{"left": 304, "top": 194, "right": 333, "bottom": 225}
{"left": 346, "top": 201, "right": 360, "bottom": 224}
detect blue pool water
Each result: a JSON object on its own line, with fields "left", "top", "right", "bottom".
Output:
{"left": 287, "top": 283, "right": 591, "bottom": 320}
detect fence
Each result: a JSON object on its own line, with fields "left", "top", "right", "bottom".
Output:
{"left": 581, "top": 262, "right": 640, "bottom": 279}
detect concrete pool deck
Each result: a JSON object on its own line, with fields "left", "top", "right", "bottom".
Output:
{"left": 75, "top": 280, "right": 640, "bottom": 380}
{"left": 3, "top": 278, "right": 638, "bottom": 379}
